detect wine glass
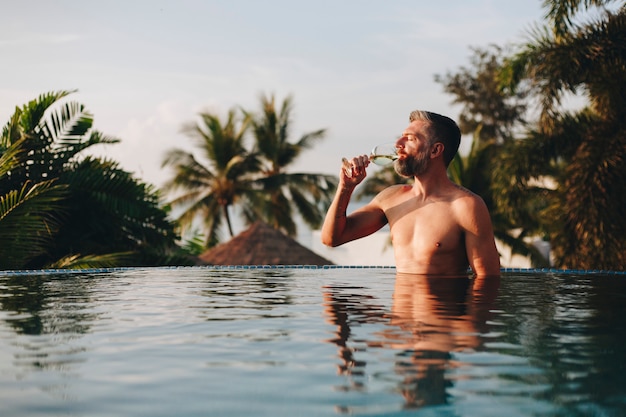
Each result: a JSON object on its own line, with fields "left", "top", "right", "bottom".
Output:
{"left": 370, "top": 142, "right": 398, "bottom": 166}
{"left": 341, "top": 142, "right": 398, "bottom": 178}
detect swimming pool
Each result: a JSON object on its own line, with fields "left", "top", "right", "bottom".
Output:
{"left": 1, "top": 267, "right": 625, "bottom": 416}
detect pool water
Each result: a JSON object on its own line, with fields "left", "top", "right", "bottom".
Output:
{"left": 1, "top": 267, "right": 625, "bottom": 416}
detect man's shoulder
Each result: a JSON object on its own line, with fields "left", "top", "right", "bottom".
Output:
{"left": 370, "top": 184, "right": 412, "bottom": 211}
{"left": 447, "top": 184, "right": 490, "bottom": 219}
{"left": 378, "top": 184, "right": 411, "bottom": 198}
{"left": 449, "top": 182, "right": 481, "bottom": 200}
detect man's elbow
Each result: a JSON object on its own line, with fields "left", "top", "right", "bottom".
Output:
{"left": 471, "top": 255, "right": 501, "bottom": 277}
{"left": 480, "top": 263, "right": 501, "bottom": 277}
{"left": 320, "top": 230, "right": 343, "bottom": 247}
{"left": 320, "top": 235, "right": 339, "bottom": 247}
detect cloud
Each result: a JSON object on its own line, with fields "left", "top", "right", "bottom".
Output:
{"left": 88, "top": 98, "right": 200, "bottom": 188}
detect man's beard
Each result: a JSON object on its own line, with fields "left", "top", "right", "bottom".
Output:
{"left": 394, "top": 152, "right": 429, "bottom": 178}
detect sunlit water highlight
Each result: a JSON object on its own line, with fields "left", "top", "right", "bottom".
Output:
{"left": 1, "top": 267, "right": 625, "bottom": 416}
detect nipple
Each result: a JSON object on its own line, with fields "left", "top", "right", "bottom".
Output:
{"left": 435, "top": 242, "right": 441, "bottom": 247}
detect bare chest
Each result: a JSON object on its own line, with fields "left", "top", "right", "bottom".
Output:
{"left": 385, "top": 199, "right": 464, "bottom": 254}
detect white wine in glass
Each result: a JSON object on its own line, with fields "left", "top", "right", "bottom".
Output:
{"left": 369, "top": 143, "right": 398, "bottom": 166}
{"left": 341, "top": 142, "right": 398, "bottom": 178}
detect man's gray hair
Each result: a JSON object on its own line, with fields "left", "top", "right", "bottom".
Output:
{"left": 408, "top": 110, "right": 461, "bottom": 166}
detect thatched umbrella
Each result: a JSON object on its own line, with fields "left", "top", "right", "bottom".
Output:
{"left": 198, "top": 221, "right": 334, "bottom": 266}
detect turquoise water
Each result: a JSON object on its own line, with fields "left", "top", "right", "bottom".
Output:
{"left": 1, "top": 267, "right": 625, "bottom": 416}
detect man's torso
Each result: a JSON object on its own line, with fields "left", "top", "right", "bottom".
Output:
{"left": 376, "top": 183, "right": 472, "bottom": 274}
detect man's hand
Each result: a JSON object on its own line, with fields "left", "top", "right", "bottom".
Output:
{"left": 340, "top": 155, "right": 370, "bottom": 186}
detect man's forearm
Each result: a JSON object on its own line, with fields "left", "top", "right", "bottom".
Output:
{"left": 321, "top": 186, "right": 355, "bottom": 247}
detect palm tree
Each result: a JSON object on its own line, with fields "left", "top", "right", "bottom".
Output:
{"left": 0, "top": 91, "right": 185, "bottom": 269}
{"left": 50, "top": 156, "right": 184, "bottom": 267}
{"left": 497, "top": 0, "right": 626, "bottom": 269}
{"left": 0, "top": 138, "right": 68, "bottom": 269}
{"left": 244, "top": 94, "right": 337, "bottom": 237}
{"left": 162, "top": 95, "right": 337, "bottom": 247}
{"left": 435, "top": 44, "right": 529, "bottom": 146}
{"left": 162, "top": 108, "right": 257, "bottom": 247}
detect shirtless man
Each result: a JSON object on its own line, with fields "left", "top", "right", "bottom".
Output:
{"left": 321, "top": 110, "right": 500, "bottom": 276}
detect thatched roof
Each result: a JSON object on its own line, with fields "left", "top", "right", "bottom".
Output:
{"left": 198, "top": 221, "right": 334, "bottom": 266}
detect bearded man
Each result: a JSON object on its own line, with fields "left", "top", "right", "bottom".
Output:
{"left": 321, "top": 110, "right": 500, "bottom": 276}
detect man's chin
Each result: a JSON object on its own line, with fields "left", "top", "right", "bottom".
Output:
{"left": 394, "top": 163, "right": 412, "bottom": 178}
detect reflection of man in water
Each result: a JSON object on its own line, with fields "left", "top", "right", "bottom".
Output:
{"left": 388, "top": 274, "right": 499, "bottom": 408}
{"left": 323, "top": 274, "right": 499, "bottom": 410}
{"left": 323, "top": 287, "right": 387, "bottom": 380}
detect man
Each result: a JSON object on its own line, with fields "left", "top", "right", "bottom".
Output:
{"left": 321, "top": 110, "right": 500, "bottom": 276}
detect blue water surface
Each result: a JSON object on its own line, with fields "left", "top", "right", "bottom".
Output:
{"left": 1, "top": 267, "right": 625, "bottom": 416}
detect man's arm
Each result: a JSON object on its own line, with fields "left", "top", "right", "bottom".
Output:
{"left": 461, "top": 196, "right": 501, "bottom": 276}
{"left": 321, "top": 155, "right": 387, "bottom": 247}
{"left": 321, "top": 187, "right": 387, "bottom": 247}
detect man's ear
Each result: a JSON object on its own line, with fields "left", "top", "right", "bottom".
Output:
{"left": 430, "top": 142, "right": 444, "bottom": 159}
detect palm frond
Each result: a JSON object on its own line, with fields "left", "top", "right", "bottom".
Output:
{"left": 15, "top": 90, "right": 76, "bottom": 137}
{"left": 0, "top": 180, "right": 68, "bottom": 269}
{"left": 47, "top": 252, "right": 135, "bottom": 269}
{"left": 0, "top": 137, "right": 27, "bottom": 178}
{"left": 542, "top": 0, "right": 616, "bottom": 36}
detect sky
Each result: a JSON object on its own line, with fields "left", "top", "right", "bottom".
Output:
{"left": 0, "top": 0, "right": 548, "bottom": 191}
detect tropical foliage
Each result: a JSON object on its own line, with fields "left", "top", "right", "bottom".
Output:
{"left": 162, "top": 93, "right": 337, "bottom": 248}
{"left": 495, "top": 0, "right": 625, "bottom": 270}
{"left": 435, "top": 45, "right": 529, "bottom": 146}
{"left": 244, "top": 94, "right": 337, "bottom": 236}
{"left": 162, "top": 108, "right": 257, "bottom": 247}
{"left": 0, "top": 91, "right": 189, "bottom": 269}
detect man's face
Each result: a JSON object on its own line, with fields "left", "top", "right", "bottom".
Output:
{"left": 394, "top": 120, "right": 432, "bottom": 178}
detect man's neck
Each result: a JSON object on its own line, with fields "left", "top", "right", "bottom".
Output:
{"left": 411, "top": 166, "right": 452, "bottom": 199}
